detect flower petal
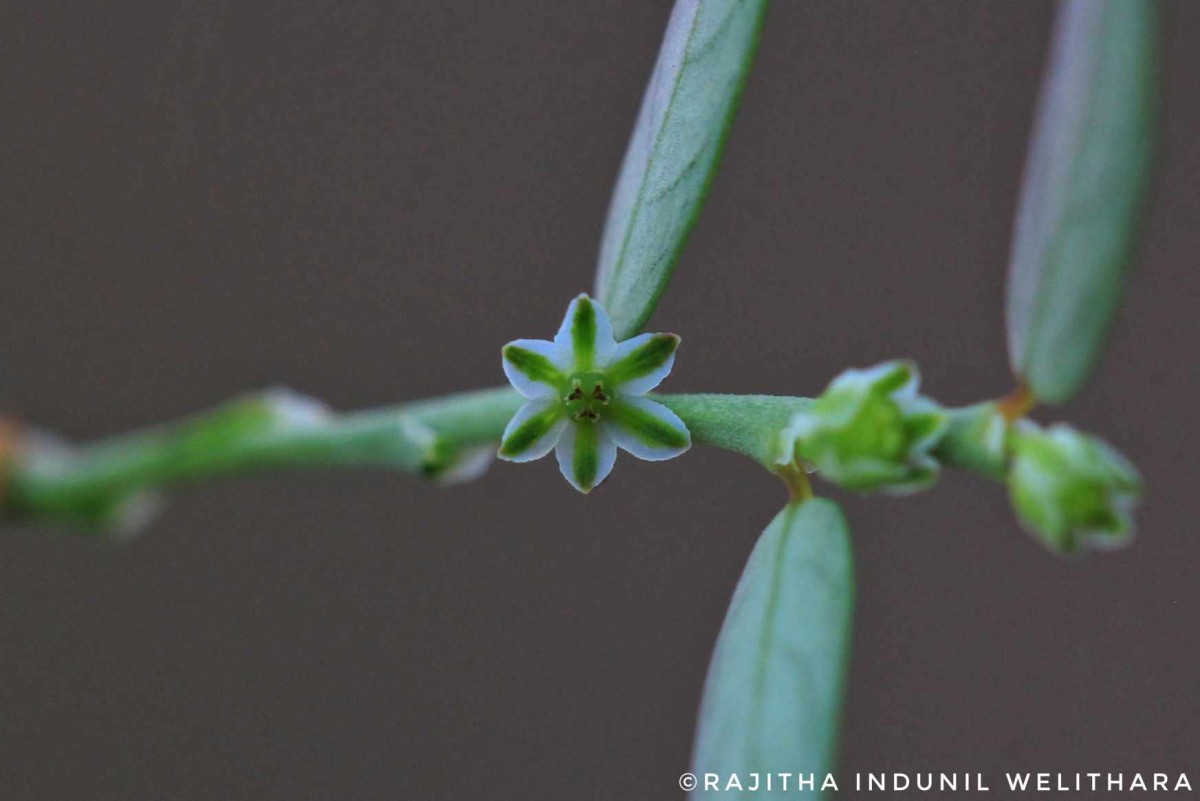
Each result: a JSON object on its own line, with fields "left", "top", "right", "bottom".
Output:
{"left": 607, "top": 397, "right": 691, "bottom": 461}
{"left": 502, "top": 339, "right": 568, "bottom": 399}
{"left": 553, "top": 294, "right": 616, "bottom": 370}
{"left": 555, "top": 422, "right": 617, "bottom": 493}
{"left": 498, "top": 400, "right": 567, "bottom": 463}
{"left": 603, "top": 333, "right": 679, "bottom": 395}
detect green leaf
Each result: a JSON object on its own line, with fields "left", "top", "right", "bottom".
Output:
{"left": 1005, "top": 0, "right": 1156, "bottom": 404}
{"left": 690, "top": 499, "right": 854, "bottom": 798}
{"left": 595, "top": 0, "right": 769, "bottom": 341}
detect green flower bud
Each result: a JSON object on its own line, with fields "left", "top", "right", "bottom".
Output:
{"left": 779, "top": 361, "right": 948, "bottom": 493}
{"left": 1007, "top": 421, "right": 1141, "bottom": 554}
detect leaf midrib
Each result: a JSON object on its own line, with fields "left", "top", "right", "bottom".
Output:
{"left": 603, "top": 3, "right": 706, "bottom": 311}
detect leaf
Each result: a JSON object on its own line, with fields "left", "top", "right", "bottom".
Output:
{"left": 690, "top": 499, "right": 854, "bottom": 799}
{"left": 1005, "top": 0, "right": 1157, "bottom": 404}
{"left": 594, "top": 0, "right": 769, "bottom": 341}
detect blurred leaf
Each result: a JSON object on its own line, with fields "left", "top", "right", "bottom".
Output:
{"left": 595, "top": 0, "right": 768, "bottom": 341}
{"left": 1006, "top": 0, "right": 1156, "bottom": 404}
{"left": 690, "top": 498, "right": 854, "bottom": 799}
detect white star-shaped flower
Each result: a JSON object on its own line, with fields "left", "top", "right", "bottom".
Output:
{"left": 499, "top": 294, "right": 690, "bottom": 493}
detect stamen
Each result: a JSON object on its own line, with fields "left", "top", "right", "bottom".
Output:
{"left": 563, "top": 372, "right": 609, "bottom": 422}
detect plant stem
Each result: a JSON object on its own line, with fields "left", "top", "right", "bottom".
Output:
{"left": 1, "top": 386, "right": 1010, "bottom": 532}
{"left": 653, "top": 393, "right": 810, "bottom": 469}
{"left": 932, "top": 402, "right": 1009, "bottom": 481}
{"left": 3, "top": 386, "right": 525, "bottom": 530}
{"left": 996, "top": 383, "right": 1036, "bottom": 422}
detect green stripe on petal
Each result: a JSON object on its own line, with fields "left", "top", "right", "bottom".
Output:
{"left": 608, "top": 397, "right": 691, "bottom": 460}
{"left": 574, "top": 423, "right": 600, "bottom": 490}
{"left": 554, "top": 295, "right": 617, "bottom": 371}
{"left": 572, "top": 299, "right": 597, "bottom": 367}
{"left": 499, "top": 400, "right": 566, "bottom": 462}
{"left": 605, "top": 333, "right": 680, "bottom": 395}
{"left": 502, "top": 340, "right": 565, "bottom": 399}
{"left": 554, "top": 422, "right": 618, "bottom": 493}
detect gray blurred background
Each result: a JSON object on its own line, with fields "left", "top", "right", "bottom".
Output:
{"left": 1, "top": 1, "right": 1196, "bottom": 798}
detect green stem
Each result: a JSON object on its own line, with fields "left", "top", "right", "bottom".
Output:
{"left": 1, "top": 386, "right": 1008, "bottom": 532}
{"left": 932, "top": 401, "right": 1009, "bottom": 481}
{"left": 5, "top": 386, "right": 525, "bottom": 530}
{"left": 653, "top": 393, "right": 811, "bottom": 470}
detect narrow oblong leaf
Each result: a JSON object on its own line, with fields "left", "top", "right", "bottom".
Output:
{"left": 690, "top": 499, "right": 854, "bottom": 799}
{"left": 595, "top": 0, "right": 769, "bottom": 341}
{"left": 1005, "top": 0, "right": 1156, "bottom": 404}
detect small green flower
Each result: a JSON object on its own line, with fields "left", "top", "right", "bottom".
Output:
{"left": 779, "top": 361, "right": 948, "bottom": 493}
{"left": 1008, "top": 421, "right": 1141, "bottom": 554}
{"left": 498, "top": 294, "right": 690, "bottom": 493}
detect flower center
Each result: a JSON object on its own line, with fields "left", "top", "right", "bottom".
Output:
{"left": 563, "top": 372, "right": 610, "bottom": 422}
